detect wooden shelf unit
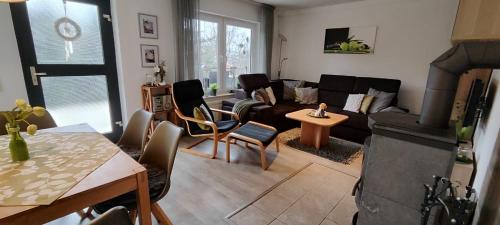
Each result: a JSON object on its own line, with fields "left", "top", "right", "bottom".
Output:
{"left": 141, "top": 84, "right": 178, "bottom": 132}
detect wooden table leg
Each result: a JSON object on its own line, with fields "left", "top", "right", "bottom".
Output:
{"left": 136, "top": 171, "right": 152, "bottom": 225}
{"left": 300, "top": 122, "right": 329, "bottom": 149}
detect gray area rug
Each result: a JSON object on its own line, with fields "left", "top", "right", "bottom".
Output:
{"left": 280, "top": 128, "right": 362, "bottom": 164}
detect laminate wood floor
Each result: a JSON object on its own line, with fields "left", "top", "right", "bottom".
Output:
{"left": 46, "top": 135, "right": 362, "bottom": 225}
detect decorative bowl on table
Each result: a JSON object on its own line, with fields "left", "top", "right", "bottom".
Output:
{"left": 307, "top": 110, "right": 329, "bottom": 118}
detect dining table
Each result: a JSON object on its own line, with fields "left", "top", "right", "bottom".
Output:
{"left": 0, "top": 124, "right": 152, "bottom": 225}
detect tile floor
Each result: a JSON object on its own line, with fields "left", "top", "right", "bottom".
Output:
{"left": 227, "top": 163, "right": 358, "bottom": 225}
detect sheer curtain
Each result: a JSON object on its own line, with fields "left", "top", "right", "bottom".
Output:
{"left": 259, "top": 4, "right": 275, "bottom": 78}
{"left": 173, "top": 0, "right": 200, "bottom": 81}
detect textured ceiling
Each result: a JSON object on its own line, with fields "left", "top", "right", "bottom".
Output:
{"left": 253, "top": 0, "right": 363, "bottom": 9}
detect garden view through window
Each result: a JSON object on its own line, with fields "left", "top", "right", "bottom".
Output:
{"left": 199, "top": 14, "right": 255, "bottom": 92}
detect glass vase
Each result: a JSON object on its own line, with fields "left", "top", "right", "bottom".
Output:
{"left": 6, "top": 124, "right": 29, "bottom": 162}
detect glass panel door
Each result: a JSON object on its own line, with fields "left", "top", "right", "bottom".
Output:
{"left": 27, "top": 0, "right": 105, "bottom": 65}
{"left": 40, "top": 75, "right": 112, "bottom": 133}
{"left": 10, "top": 0, "right": 123, "bottom": 141}
{"left": 199, "top": 19, "right": 220, "bottom": 90}
{"left": 225, "top": 24, "right": 252, "bottom": 89}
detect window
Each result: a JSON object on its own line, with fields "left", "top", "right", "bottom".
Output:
{"left": 198, "top": 13, "right": 257, "bottom": 92}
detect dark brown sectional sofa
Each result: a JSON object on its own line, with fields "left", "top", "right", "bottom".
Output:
{"left": 222, "top": 74, "right": 402, "bottom": 144}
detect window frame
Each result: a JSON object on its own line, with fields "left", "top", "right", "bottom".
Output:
{"left": 199, "top": 12, "right": 258, "bottom": 93}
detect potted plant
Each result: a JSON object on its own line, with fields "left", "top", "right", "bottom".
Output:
{"left": 209, "top": 83, "right": 218, "bottom": 96}
{"left": 1, "top": 99, "right": 46, "bottom": 162}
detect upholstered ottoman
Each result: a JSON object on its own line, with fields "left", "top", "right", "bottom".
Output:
{"left": 225, "top": 121, "right": 279, "bottom": 170}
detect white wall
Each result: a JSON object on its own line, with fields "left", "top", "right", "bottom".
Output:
{"left": 111, "top": 0, "right": 176, "bottom": 120}
{"left": 200, "top": 0, "right": 261, "bottom": 22}
{"left": 0, "top": 4, "right": 28, "bottom": 109}
{"left": 472, "top": 70, "right": 500, "bottom": 224}
{"left": 275, "top": 0, "right": 459, "bottom": 113}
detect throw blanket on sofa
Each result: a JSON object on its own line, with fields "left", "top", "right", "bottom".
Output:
{"left": 232, "top": 99, "right": 262, "bottom": 121}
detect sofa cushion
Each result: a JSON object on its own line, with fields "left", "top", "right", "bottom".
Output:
{"left": 295, "top": 87, "right": 318, "bottom": 104}
{"left": 318, "top": 74, "right": 356, "bottom": 92}
{"left": 337, "top": 110, "right": 369, "bottom": 131}
{"left": 318, "top": 90, "right": 350, "bottom": 108}
{"left": 318, "top": 75, "right": 356, "bottom": 107}
{"left": 353, "top": 77, "right": 401, "bottom": 105}
{"left": 238, "top": 74, "right": 270, "bottom": 92}
{"left": 265, "top": 87, "right": 277, "bottom": 105}
{"left": 367, "top": 88, "right": 397, "bottom": 113}
{"left": 343, "top": 94, "right": 365, "bottom": 113}
{"left": 252, "top": 88, "right": 270, "bottom": 104}
{"left": 272, "top": 101, "right": 301, "bottom": 117}
{"left": 283, "top": 80, "right": 305, "bottom": 100}
{"left": 303, "top": 81, "right": 319, "bottom": 88}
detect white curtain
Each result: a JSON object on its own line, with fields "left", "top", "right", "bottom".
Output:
{"left": 173, "top": 0, "right": 200, "bottom": 81}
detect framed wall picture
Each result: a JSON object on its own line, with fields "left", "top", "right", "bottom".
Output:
{"left": 140, "top": 44, "right": 159, "bottom": 67}
{"left": 138, "top": 13, "right": 158, "bottom": 39}
{"left": 324, "top": 26, "right": 377, "bottom": 54}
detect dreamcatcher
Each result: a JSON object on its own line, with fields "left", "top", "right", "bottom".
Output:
{"left": 54, "top": 0, "right": 81, "bottom": 62}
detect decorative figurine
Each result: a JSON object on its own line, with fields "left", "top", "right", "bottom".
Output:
{"left": 315, "top": 103, "right": 327, "bottom": 117}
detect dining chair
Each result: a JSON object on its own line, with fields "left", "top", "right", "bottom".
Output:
{"left": 117, "top": 109, "right": 153, "bottom": 161}
{"left": 88, "top": 207, "right": 134, "bottom": 225}
{"left": 92, "top": 121, "right": 184, "bottom": 225}
{"left": 0, "top": 111, "right": 57, "bottom": 135}
{"left": 78, "top": 109, "right": 153, "bottom": 220}
{"left": 172, "top": 79, "right": 240, "bottom": 159}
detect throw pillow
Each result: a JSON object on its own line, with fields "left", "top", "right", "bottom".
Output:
{"left": 343, "top": 94, "right": 365, "bottom": 113}
{"left": 359, "top": 95, "right": 374, "bottom": 115}
{"left": 295, "top": 87, "right": 318, "bottom": 104}
{"left": 294, "top": 87, "right": 311, "bottom": 102}
{"left": 302, "top": 88, "right": 318, "bottom": 104}
{"left": 283, "top": 80, "right": 305, "bottom": 100}
{"left": 265, "top": 87, "right": 277, "bottom": 105}
{"left": 199, "top": 104, "right": 213, "bottom": 121}
{"left": 367, "top": 88, "right": 397, "bottom": 113}
{"left": 193, "top": 107, "right": 210, "bottom": 131}
{"left": 252, "top": 88, "right": 270, "bottom": 105}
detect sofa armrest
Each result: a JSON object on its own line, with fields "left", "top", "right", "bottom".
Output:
{"left": 249, "top": 104, "right": 273, "bottom": 121}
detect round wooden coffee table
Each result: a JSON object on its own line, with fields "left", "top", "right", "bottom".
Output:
{"left": 285, "top": 109, "right": 349, "bottom": 149}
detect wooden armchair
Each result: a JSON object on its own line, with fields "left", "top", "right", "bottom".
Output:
{"left": 172, "top": 79, "right": 240, "bottom": 159}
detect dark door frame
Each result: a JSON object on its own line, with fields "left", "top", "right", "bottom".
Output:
{"left": 10, "top": 0, "right": 123, "bottom": 141}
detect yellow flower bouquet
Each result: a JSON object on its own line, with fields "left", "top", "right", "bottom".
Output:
{"left": 1, "top": 99, "right": 46, "bottom": 162}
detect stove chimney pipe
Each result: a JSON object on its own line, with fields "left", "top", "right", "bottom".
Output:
{"left": 419, "top": 41, "right": 500, "bottom": 128}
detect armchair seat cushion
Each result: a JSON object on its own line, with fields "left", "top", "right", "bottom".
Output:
{"left": 93, "top": 164, "right": 167, "bottom": 214}
{"left": 189, "top": 120, "right": 239, "bottom": 135}
{"left": 232, "top": 122, "right": 278, "bottom": 146}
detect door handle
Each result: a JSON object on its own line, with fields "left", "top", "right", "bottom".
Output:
{"left": 30, "top": 66, "right": 47, "bottom": 86}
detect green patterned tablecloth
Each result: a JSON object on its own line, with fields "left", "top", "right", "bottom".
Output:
{"left": 0, "top": 132, "right": 120, "bottom": 206}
